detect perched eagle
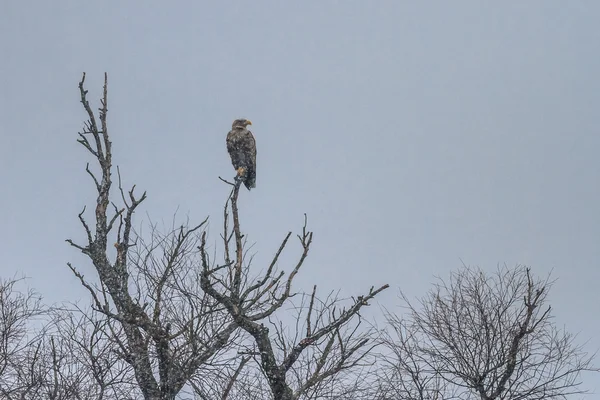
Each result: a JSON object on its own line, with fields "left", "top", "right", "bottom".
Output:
{"left": 226, "top": 118, "right": 256, "bottom": 190}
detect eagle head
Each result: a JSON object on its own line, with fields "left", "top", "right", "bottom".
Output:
{"left": 232, "top": 118, "right": 252, "bottom": 129}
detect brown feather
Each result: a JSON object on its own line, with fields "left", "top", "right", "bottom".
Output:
{"left": 227, "top": 122, "right": 256, "bottom": 190}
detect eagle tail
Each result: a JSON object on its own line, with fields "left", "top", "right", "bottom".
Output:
{"left": 244, "top": 178, "right": 256, "bottom": 190}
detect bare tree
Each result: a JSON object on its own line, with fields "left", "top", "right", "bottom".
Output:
{"left": 198, "top": 178, "right": 389, "bottom": 400}
{"left": 374, "top": 316, "right": 456, "bottom": 400}
{"left": 44, "top": 309, "right": 139, "bottom": 399}
{"left": 379, "top": 265, "right": 596, "bottom": 400}
{"left": 0, "top": 277, "right": 47, "bottom": 399}
{"left": 214, "top": 289, "right": 382, "bottom": 400}
{"left": 66, "top": 73, "right": 238, "bottom": 400}
{"left": 66, "top": 73, "right": 388, "bottom": 400}
{"left": 266, "top": 288, "right": 380, "bottom": 400}
{"left": 0, "top": 276, "right": 130, "bottom": 399}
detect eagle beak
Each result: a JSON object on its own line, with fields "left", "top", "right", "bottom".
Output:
{"left": 246, "top": 120, "right": 252, "bottom": 126}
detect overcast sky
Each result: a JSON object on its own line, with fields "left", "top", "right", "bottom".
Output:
{"left": 1, "top": 1, "right": 599, "bottom": 394}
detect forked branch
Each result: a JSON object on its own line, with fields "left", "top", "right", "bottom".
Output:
{"left": 200, "top": 179, "right": 388, "bottom": 399}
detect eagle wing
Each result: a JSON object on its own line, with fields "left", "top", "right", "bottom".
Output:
{"left": 226, "top": 130, "right": 239, "bottom": 168}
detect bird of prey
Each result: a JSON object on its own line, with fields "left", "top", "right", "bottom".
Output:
{"left": 226, "top": 118, "right": 256, "bottom": 190}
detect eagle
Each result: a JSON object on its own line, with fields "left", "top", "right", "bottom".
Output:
{"left": 226, "top": 118, "right": 256, "bottom": 190}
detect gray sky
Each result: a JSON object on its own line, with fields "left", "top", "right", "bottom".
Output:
{"left": 1, "top": 1, "right": 599, "bottom": 394}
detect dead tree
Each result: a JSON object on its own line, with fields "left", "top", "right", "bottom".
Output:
{"left": 198, "top": 179, "right": 389, "bottom": 400}
{"left": 0, "top": 277, "right": 47, "bottom": 399}
{"left": 374, "top": 316, "right": 452, "bottom": 400}
{"left": 67, "top": 73, "right": 238, "bottom": 400}
{"left": 67, "top": 73, "right": 387, "bottom": 399}
{"left": 264, "top": 287, "right": 381, "bottom": 400}
{"left": 43, "top": 309, "right": 139, "bottom": 399}
{"left": 211, "top": 288, "right": 382, "bottom": 400}
{"left": 380, "top": 265, "right": 596, "bottom": 400}
{"left": 0, "top": 277, "right": 127, "bottom": 400}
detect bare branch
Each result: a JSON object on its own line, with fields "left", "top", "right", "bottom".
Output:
{"left": 382, "top": 265, "right": 597, "bottom": 400}
{"left": 200, "top": 178, "right": 389, "bottom": 400}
